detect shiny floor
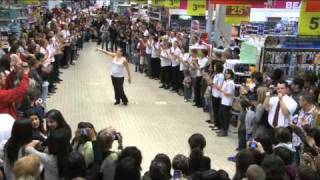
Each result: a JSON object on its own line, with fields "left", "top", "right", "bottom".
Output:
{"left": 47, "top": 42, "right": 237, "bottom": 175}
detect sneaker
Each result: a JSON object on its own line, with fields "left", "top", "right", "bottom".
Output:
{"left": 114, "top": 101, "right": 120, "bottom": 105}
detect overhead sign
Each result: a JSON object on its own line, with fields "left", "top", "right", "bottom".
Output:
{"left": 187, "top": 0, "right": 206, "bottom": 16}
{"left": 151, "top": 0, "right": 165, "bottom": 6}
{"left": 299, "top": 0, "right": 320, "bottom": 36}
{"left": 306, "top": 0, "right": 320, "bottom": 12}
{"left": 18, "top": 0, "right": 40, "bottom": 5}
{"left": 164, "top": 0, "right": 180, "bottom": 8}
{"left": 225, "top": 5, "right": 251, "bottom": 24}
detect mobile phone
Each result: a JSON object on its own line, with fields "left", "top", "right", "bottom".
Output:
{"left": 292, "top": 114, "right": 299, "bottom": 124}
{"left": 173, "top": 170, "right": 182, "bottom": 180}
{"left": 250, "top": 140, "right": 257, "bottom": 149}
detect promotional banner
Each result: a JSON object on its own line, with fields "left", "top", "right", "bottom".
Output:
{"left": 187, "top": 0, "right": 206, "bottom": 16}
{"left": 299, "top": 0, "right": 320, "bottom": 36}
{"left": 225, "top": 5, "right": 251, "bottom": 24}
{"left": 164, "top": 0, "right": 180, "bottom": 8}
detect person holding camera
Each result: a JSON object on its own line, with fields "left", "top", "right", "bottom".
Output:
{"left": 263, "top": 80, "right": 297, "bottom": 128}
{"left": 92, "top": 127, "right": 123, "bottom": 180}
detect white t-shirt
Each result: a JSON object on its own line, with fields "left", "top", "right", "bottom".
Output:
{"left": 221, "top": 79, "right": 235, "bottom": 106}
{"left": 40, "top": 47, "right": 51, "bottom": 67}
{"left": 268, "top": 95, "right": 298, "bottom": 128}
{"left": 171, "top": 47, "right": 181, "bottom": 67}
{"left": 151, "top": 42, "right": 160, "bottom": 58}
{"left": 160, "top": 49, "right": 171, "bottom": 67}
{"left": 180, "top": 53, "right": 190, "bottom": 71}
{"left": 196, "top": 57, "right": 208, "bottom": 77}
{"left": 146, "top": 40, "right": 152, "bottom": 54}
{"left": 61, "top": 30, "right": 70, "bottom": 40}
{"left": 212, "top": 73, "right": 224, "bottom": 98}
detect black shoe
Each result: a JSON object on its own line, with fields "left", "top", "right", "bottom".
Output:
{"left": 159, "top": 85, "right": 165, "bottom": 88}
{"left": 114, "top": 101, "right": 120, "bottom": 105}
{"left": 206, "top": 120, "right": 214, "bottom": 124}
{"left": 123, "top": 102, "right": 128, "bottom": 106}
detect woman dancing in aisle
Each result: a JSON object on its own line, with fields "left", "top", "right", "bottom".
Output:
{"left": 97, "top": 47, "right": 132, "bottom": 105}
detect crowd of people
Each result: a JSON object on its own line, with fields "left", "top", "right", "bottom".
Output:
{"left": 0, "top": 5, "right": 320, "bottom": 180}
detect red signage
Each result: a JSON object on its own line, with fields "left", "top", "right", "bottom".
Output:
{"left": 306, "top": 0, "right": 320, "bottom": 12}
{"left": 211, "top": 0, "right": 302, "bottom": 9}
{"left": 210, "top": 0, "right": 267, "bottom": 5}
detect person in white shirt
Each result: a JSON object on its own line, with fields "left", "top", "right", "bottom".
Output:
{"left": 170, "top": 41, "right": 182, "bottom": 92}
{"left": 263, "top": 80, "right": 298, "bottom": 128}
{"left": 176, "top": 46, "right": 190, "bottom": 96}
{"left": 210, "top": 62, "right": 224, "bottom": 130}
{"left": 151, "top": 36, "right": 161, "bottom": 79}
{"left": 61, "top": 24, "right": 72, "bottom": 68}
{"left": 145, "top": 35, "right": 153, "bottom": 77}
{"left": 216, "top": 69, "right": 235, "bottom": 136}
{"left": 192, "top": 49, "right": 208, "bottom": 107}
{"left": 159, "top": 42, "right": 172, "bottom": 89}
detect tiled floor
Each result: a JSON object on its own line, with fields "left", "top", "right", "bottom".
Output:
{"left": 47, "top": 43, "right": 237, "bottom": 175}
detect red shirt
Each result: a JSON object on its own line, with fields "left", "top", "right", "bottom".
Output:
{"left": 0, "top": 74, "right": 29, "bottom": 119}
{"left": 139, "top": 43, "right": 146, "bottom": 57}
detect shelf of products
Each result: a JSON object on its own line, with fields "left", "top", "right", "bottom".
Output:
{"left": 262, "top": 36, "right": 320, "bottom": 79}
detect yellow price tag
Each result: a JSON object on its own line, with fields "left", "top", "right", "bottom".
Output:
{"left": 164, "top": 0, "right": 180, "bottom": 8}
{"left": 152, "top": 0, "right": 164, "bottom": 6}
{"left": 299, "top": 0, "right": 320, "bottom": 36}
{"left": 187, "top": 0, "right": 206, "bottom": 16}
{"left": 225, "top": 5, "right": 251, "bottom": 24}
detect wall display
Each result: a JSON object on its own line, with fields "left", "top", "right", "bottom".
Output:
{"left": 262, "top": 36, "right": 320, "bottom": 79}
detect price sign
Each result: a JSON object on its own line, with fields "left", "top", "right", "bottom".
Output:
{"left": 299, "top": 0, "right": 320, "bottom": 36}
{"left": 164, "top": 0, "right": 180, "bottom": 8}
{"left": 187, "top": 0, "right": 206, "bottom": 16}
{"left": 225, "top": 5, "right": 251, "bottom": 24}
{"left": 151, "top": 0, "right": 164, "bottom": 6}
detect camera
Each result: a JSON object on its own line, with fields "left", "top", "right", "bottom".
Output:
{"left": 80, "top": 128, "right": 90, "bottom": 136}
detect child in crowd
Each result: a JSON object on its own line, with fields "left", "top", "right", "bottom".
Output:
{"left": 183, "top": 70, "right": 192, "bottom": 102}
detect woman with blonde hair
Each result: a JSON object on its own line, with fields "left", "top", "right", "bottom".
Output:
{"left": 13, "top": 155, "right": 42, "bottom": 180}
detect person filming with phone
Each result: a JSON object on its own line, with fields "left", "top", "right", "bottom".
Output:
{"left": 263, "top": 80, "right": 297, "bottom": 128}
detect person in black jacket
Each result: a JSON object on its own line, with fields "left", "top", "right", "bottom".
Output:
{"left": 188, "top": 133, "right": 211, "bottom": 175}
{"left": 109, "top": 22, "right": 118, "bottom": 52}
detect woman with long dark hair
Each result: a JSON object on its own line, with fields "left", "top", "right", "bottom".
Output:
{"left": 45, "top": 109, "right": 72, "bottom": 142}
{"left": 3, "top": 119, "right": 33, "bottom": 180}
{"left": 26, "top": 128, "right": 72, "bottom": 179}
{"left": 25, "top": 108, "right": 47, "bottom": 142}
{"left": 97, "top": 46, "right": 132, "bottom": 105}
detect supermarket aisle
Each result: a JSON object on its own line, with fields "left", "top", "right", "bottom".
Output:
{"left": 47, "top": 42, "right": 237, "bottom": 174}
